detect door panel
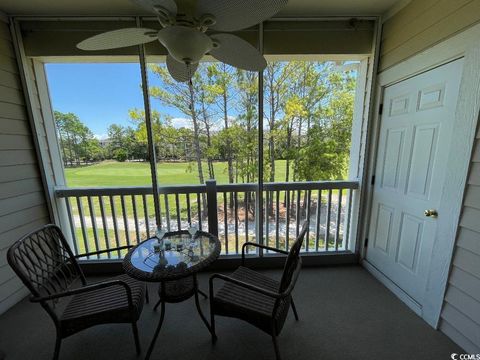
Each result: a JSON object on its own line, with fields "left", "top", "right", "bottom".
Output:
{"left": 389, "top": 93, "right": 411, "bottom": 116}
{"left": 373, "top": 204, "right": 394, "bottom": 253}
{"left": 406, "top": 124, "right": 439, "bottom": 198}
{"left": 381, "top": 128, "right": 405, "bottom": 190}
{"left": 367, "top": 59, "right": 464, "bottom": 306}
{"left": 417, "top": 83, "right": 445, "bottom": 111}
{"left": 395, "top": 212, "right": 424, "bottom": 272}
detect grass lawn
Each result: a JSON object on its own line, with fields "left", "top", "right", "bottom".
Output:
{"left": 64, "top": 159, "right": 294, "bottom": 229}
{"left": 65, "top": 160, "right": 291, "bottom": 187}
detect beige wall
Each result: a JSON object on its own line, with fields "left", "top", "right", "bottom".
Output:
{"left": 439, "top": 128, "right": 480, "bottom": 353}
{"left": 0, "top": 18, "right": 50, "bottom": 314}
{"left": 379, "top": 0, "right": 480, "bottom": 71}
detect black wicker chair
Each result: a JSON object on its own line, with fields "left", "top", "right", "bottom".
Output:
{"left": 7, "top": 224, "right": 145, "bottom": 360}
{"left": 209, "top": 221, "right": 309, "bottom": 360}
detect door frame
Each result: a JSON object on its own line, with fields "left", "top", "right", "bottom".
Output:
{"left": 360, "top": 23, "right": 480, "bottom": 328}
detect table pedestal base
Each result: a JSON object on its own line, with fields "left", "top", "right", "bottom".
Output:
{"left": 145, "top": 275, "right": 213, "bottom": 360}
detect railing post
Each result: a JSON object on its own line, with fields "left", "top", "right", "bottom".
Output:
{"left": 206, "top": 180, "right": 218, "bottom": 237}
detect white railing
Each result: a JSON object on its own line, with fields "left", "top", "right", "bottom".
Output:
{"left": 55, "top": 180, "right": 359, "bottom": 259}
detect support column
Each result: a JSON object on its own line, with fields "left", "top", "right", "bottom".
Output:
{"left": 137, "top": 17, "right": 162, "bottom": 229}
{"left": 256, "top": 22, "right": 265, "bottom": 254}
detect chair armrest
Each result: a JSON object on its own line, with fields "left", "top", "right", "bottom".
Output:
{"left": 30, "top": 279, "right": 134, "bottom": 309}
{"left": 209, "top": 273, "right": 284, "bottom": 300}
{"left": 74, "top": 245, "right": 134, "bottom": 259}
{"left": 241, "top": 242, "right": 288, "bottom": 266}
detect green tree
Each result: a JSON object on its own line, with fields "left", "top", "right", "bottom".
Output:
{"left": 54, "top": 111, "right": 100, "bottom": 166}
{"left": 297, "top": 68, "right": 356, "bottom": 181}
{"left": 206, "top": 63, "right": 236, "bottom": 184}
{"left": 235, "top": 69, "right": 258, "bottom": 184}
{"left": 264, "top": 62, "right": 300, "bottom": 183}
{"left": 107, "top": 124, "right": 127, "bottom": 160}
{"left": 149, "top": 64, "right": 206, "bottom": 185}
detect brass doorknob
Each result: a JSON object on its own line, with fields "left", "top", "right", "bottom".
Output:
{"left": 424, "top": 209, "right": 438, "bottom": 218}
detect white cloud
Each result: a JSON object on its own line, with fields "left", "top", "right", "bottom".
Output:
{"left": 167, "top": 115, "right": 266, "bottom": 131}
{"left": 94, "top": 133, "right": 108, "bottom": 140}
{"left": 210, "top": 120, "right": 225, "bottom": 132}
{"left": 170, "top": 115, "right": 239, "bottom": 131}
{"left": 171, "top": 117, "right": 192, "bottom": 129}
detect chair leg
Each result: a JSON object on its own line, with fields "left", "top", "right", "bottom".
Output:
{"left": 198, "top": 288, "right": 208, "bottom": 299}
{"left": 291, "top": 297, "right": 299, "bottom": 321}
{"left": 210, "top": 310, "right": 217, "bottom": 344}
{"left": 131, "top": 321, "right": 141, "bottom": 355}
{"left": 145, "top": 283, "right": 150, "bottom": 304}
{"left": 153, "top": 298, "right": 162, "bottom": 311}
{"left": 208, "top": 280, "right": 217, "bottom": 344}
{"left": 145, "top": 298, "right": 165, "bottom": 360}
{"left": 53, "top": 335, "right": 61, "bottom": 360}
{"left": 193, "top": 275, "right": 213, "bottom": 336}
{"left": 272, "top": 333, "right": 281, "bottom": 360}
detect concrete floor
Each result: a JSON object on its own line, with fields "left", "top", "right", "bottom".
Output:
{"left": 0, "top": 266, "right": 461, "bottom": 360}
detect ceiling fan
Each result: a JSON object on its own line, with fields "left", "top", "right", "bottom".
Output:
{"left": 76, "top": 0, "right": 288, "bottom": 82}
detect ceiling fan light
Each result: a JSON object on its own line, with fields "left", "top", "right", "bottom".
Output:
{"left": 157, "top": 26, "right": 213, "bottom": 64}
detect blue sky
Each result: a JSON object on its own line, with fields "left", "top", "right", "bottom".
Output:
{"left": 45, "top": 63, "right": 185, "bottom": 138}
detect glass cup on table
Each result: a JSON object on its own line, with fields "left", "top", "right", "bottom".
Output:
{"left": 154, "top": 227, "right": 166, "bottom": 253}
{"left": 187, "top": 224, "right": 198, "bottom": 249}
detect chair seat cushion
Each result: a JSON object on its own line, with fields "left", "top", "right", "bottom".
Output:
{"left": 213, "top": 266, "right": 290, "bottom": 335}
{"left": 60, "top": 274, "right": 145, "bottom": 336}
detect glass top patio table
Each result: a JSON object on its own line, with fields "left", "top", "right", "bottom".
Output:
{"left": 123, "top": 230, "right": 220, "bottom": 359}
{"left": 123, "top": 230, "right": 221, "bottom": 282}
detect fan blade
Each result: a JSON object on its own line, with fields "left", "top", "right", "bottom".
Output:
{"left": 209, "top": 34, "right": 266, "bottom": 72}
{"left": 77, "top": 28, "right": 158, "bottom": 51}
{"left": 166, "top": 55, "right": 199, "bottom": 82}
{"left": 196, "top": 0, "right": 287, "bottom": 31}
{"left": 130, "top": 0, "right": 177, "bottom": 15}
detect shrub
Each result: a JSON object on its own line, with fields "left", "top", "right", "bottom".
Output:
{"left": 113, "top": 149, "right": 128, "bottom": 162}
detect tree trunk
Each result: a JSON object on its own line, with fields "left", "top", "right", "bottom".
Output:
{"left": 66, "top": 131, "right": 73, "bottom": 167}
{"left": 268, "top": 83, "right": 275, "bottom": 213}
{"left": 235, "top": 158, "right": 239, "bottom": 183}
{"left": 188, "top": 81, "right": 207, "bottom": 214}
{"left": 73, "top": 136, "right": 80, "bottom": 166}
{"left": 284, "top": 124, "right": 293, "bottom": 205}
{"left": 183, "top": 140, "right": 189, "bottom": 162}
{"left": 188, "top": 81, "right": 205, "bottom": 185}
{"left": 293, "top": 117, "right": 303, "bottom": 182}
{"left": 202, "top": 106, "right": 215, "bottom": 180}
{"left": 269, "top": 76, "right": 276, "bottom": 183}
{"left": 60, "top": 136, "right": 67, "bottom": 167}
{"left": 208, "top": 160, "right": 215, "bottom": 180}
{"left": 223, "top": 87, "right": 235, "bottom": 209}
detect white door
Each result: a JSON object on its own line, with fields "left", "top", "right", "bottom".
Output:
{"left": 366, "top": 59, "right": 464, "bottom": 306}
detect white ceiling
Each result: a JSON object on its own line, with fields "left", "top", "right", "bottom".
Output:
{"left": 280, "top": 0, "right": 403, "bottom": 16}
{"left": 0, "top": 0, "right": 403, "bottom": 17}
